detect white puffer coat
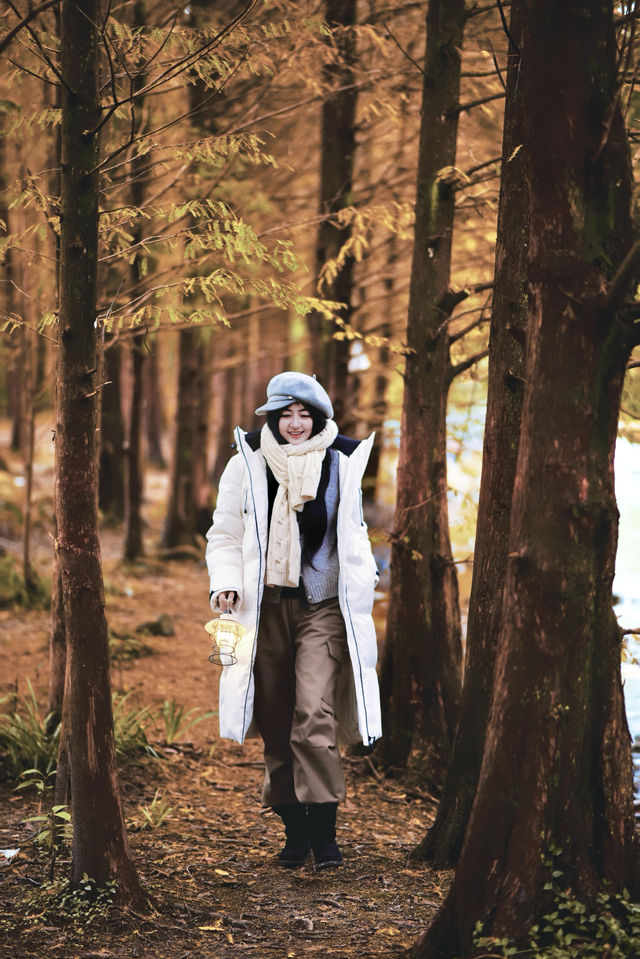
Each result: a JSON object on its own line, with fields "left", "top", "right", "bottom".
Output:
{"left": 205, "top": 426, "right": 382, "bottom": 747}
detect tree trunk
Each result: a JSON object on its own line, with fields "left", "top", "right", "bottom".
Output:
{"left": 57, "top": 0, "right": 144, "bottom": 903}
{"left": 123, "top": 0, "right": 150, "bottom": 561}
{"left": 211, "top": 363, "right": 237, "bottom": 491}
{"left": 124, "top": 334, "right": 146, "bottom": 560}
{"left": 0, "top": 114, "right": 22, "bottom": 449}
{"left": 413, "top": 1, "right": 639, "bottom": 953}
{"left": 415, "top": 1, "right": 527, "bottom": 866}
{"left": 378, "top": 0, "right": 465, "bottom": 785}
{"left": 48, "top": 521, "right": 66, "bottom": 726}
{"left": 312, "top": 0, "right": 358, "bottom": 426}
{"left": 98, "top": 339, "right": 125, "bottom": 521}
{"left": 47, "top": 0, "right": 66, "bottom": 727}
{"left": 162, "top": 328, "right": 210, "bottom": 548}
{"left": 144, "top": 339, "right": 165, "bottom": 467}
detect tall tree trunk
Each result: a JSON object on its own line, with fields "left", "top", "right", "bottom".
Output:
{"left": 123, "top": 0, "right": 150, "bottom": 561}
{"left": 47, "top": 0, "right": 66, "bottom": 723}
{"left": 144, "top": 338, "right": 165, "bottom": 467}
{"left": 124, "top": 334, "right": 145, "bottom": 559}
{"left": 98, "top": 338, "right": 125, "bottom": 521}
{"left": 48, "top": 517, "right": 66, "bottom": 726}
{"left": 162, "top": 328, "right": 210, "bottom": 548}
{"left": 211, "top": 362, "right": 237, "bottom": 490}
{"left": 0, "top": 113, "right": 22, "bottom": 449}
{"left": 160, "top": 0, "right": 217, "bottom": 548}
{"left": 415, "top": 2, "right": 527, "bottom": 866}
{"left": 378, "top": 0, "right": 465, "bottom": 785}
{"left": 413, "top": 1, "right": 639, "bottom": 953}
{"left": 57, "top": 0, "right": 144, "bottom": 903}
{"left": 312, "top": 0, "right": 358, "bottom": 426}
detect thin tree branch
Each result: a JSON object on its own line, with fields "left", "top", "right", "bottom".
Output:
{"left": 0, "top": 0, "right": 59, "bottom": 54}
{"left": 90, "top": 49, "right": 249, "bottom": 174}
{"left": 496, "top": 0, "right": 520, "bottom": 54}
{"left": 464, "top": 155, "right": 501, "bottom": 178}
{"left": 603, "top": 238, "right": 640, "bottom": 311}
{"left": 4, "top": 0, "right": 66, "bottom": 88}
{"left": 449, "top": 310, "right": 491, "bottom": 345}
{"left": 382, "top": 19, "right": 425, "bottom": 77}
{"left": 465, "top": 2, "right": 507, "bottom": 20}
{"left": 450, "top": 90, "right": 505, "bottom": 116}
{"left": 449, "top": 349, "right": 489, "bottom": 383}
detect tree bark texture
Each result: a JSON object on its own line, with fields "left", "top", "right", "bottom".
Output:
{"left": 313, "top": 0, "right": 358, "bottom": 426}
{"left": 160, "top": 0, "right": 216, "bottom": 548}
{"left": 211, "top": 363, "right": 237, "bottom": 491}
{"left": 162, "top": 328, "right": 211, "bottom": 547}
{"left": 47, "top": 3, "right": 66, "bottom": 730}
{"left": 57, "top": 0, "right": 144, "bottom": 903}
{"left": 98, "top": 340, "right": 125, "bottom": 521}
{"left": 416, "top": 2, "right": 527, "bottom": 867}
{"left": 123, "top": 10, "right": 151, "bottom": 560}
{"left": 124, "top": 334, "right": 146, "bottom": 560}
{"left": 413, "top": 2, "right": 638, "bottom": 954}
{"left": 144, "top": 339, "right": 165, "bottom": 467}
{"left": 0, "top": 115, "right": 23, "bottom": 451}
{"left": 379, "top": 0, "right": 464, "bottom": 783}
{"left": 48, "top": 528, "right": 66, "bottom": 725}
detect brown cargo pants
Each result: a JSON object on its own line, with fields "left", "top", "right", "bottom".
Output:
{"left": 253, "top": 595, "right": 348, "bottom": 806}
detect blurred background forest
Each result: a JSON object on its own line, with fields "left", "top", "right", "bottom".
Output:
{"left": 2, "top": 0, "right": 637, "bottom": 586}
{"left": 0, "top": 0, "right": 510, "bottom": 581}
{"left": 2, "top": 0, "right": 640, "bottom": 688}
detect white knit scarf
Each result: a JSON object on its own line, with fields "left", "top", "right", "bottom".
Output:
{"left": 260, "top": 419, "right": 338, "bottom": 588}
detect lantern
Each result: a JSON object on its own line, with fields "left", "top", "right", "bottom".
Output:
{"left": 205, "top": 613, "right": 246, "bottom": 666}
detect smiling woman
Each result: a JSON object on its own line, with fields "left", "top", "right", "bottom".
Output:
{"left": 276, "top": 403, "right": 314, "bottom": 444}
{"left": 205, "top": 371, "right": 382, "bottom": 871}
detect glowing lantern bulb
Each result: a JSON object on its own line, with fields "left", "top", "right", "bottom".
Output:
{"left": 205, "top": 613, "right": 246, "bottom": 666}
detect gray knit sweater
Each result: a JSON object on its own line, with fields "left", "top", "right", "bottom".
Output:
{"left": 300, "top": 449, "right": 340, "bottom": 603}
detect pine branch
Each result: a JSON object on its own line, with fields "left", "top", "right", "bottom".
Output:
{"left": 4, "top": 0, "right": 66, "bottom": 89}
{"left": 0, "top": 0, "right": 59, "bottom": 55}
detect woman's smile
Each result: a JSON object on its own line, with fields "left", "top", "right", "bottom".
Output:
{"left": 279, "top": 402, "right": 313, "bottom": 444}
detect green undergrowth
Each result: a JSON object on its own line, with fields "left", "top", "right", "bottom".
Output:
{"left": 0, "top": 554, "right": 50, "bottom": 609}
{"left": 473, "top": 885, "right": 640, "bottom": 959}
{"left": 9, "top": 875, "right": 120, "bottom": 933}
{"left": 0, "top": 682, "right": 216, "bottom": 781}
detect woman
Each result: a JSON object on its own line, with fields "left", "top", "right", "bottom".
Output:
{"left": 205, "top": 371, "right": 382, "bottom": 869}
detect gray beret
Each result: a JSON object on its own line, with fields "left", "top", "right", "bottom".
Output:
{"left": 255, "top": 371, "right": 333, "bottom": 418}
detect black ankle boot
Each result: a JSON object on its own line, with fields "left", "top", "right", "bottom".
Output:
{"left": 308, "top": 802, "right": 342, "bottom": 868}
{"left": 273, "top": 804, "right": 310, "bottom": 867}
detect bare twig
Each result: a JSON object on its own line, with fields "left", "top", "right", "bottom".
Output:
{"left": 496, "top": 0, "right": 520, "bottom": 54}
{"left": 382, "top": 19, "right": 425, "bottom": 77}
{"left": 603, "top": 238, "right": 640, "bottom": 311}
{"left": 449, "top": 348, "right": 489, "bottom": 382}
{"left": 450, "top": 90, "right": 505, "bottom": 116}
{"left": 0, "top": 0, "right": 59, "bottom": 56}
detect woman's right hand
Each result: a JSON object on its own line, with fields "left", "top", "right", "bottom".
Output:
{"left": 217, "top": 590, "right": 238, "bottom": 613}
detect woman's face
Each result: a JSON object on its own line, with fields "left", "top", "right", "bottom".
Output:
{"left": 278, "top": 402, "right": 313, "bottom": 445}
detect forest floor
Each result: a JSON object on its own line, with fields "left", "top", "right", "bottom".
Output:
{"left": 0, "top": 432, "right": 450, "bottom": 959}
